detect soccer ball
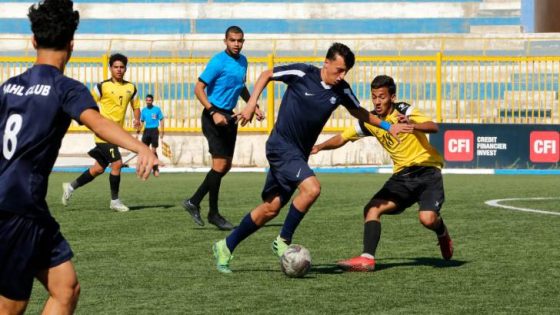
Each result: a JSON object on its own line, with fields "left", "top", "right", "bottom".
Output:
{"left": 280, "top": 244, "right": 311, "bottom": 278}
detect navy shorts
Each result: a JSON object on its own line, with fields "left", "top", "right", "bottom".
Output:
{"left": 88, "top": 143, "right": 122, "bottom": 169}
{"left": 201, "top": 108, "right": 238, "bottom": 157}
{"left": 0, "top": 212, "right": 73, "bottom": 300}
{"left": 261, "top": 149, "right": 315, "bottom": 207}
{"left": 369, "top": 166, "right": 445, "bottom": 214}
{"left": 142, "top": 128, "right": 159, "bottom": 148}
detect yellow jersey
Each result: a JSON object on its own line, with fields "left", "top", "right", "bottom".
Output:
{"left": 341, "top": 103, "right": 444, "bottom": 173}
{"left": 91, "top": 79, "right": 140, "bottom": 143}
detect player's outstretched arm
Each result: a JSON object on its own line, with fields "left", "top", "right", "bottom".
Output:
{"left": 238, "top": 69, "right": 273, "bottom": 126}
{"left": 79, "top": 109, "right": 158, "bottom": 180}
{"left": 311, "top": 134, "right": 349, "bottom": 154}
{"left": 348, "top": 107, "right": 414, "bottom": 140}
{"left": 240, "top": 86, "right": 264, "bottom": 122}
{"left": 410, "top": 121, "right": 439, "bottom": 133}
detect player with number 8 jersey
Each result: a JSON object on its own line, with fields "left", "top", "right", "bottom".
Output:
{"left": 0, "top": 1, "right": 157, "bottom": 312}
{"left": 0, "top": 67, "right": 96, "bottom": 218}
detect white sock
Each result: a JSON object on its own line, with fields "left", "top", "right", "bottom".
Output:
{"left": 360, "top": 253, "right": 374, "bottom": 259}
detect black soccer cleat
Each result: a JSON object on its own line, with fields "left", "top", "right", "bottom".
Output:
{"left": 182, "top": 199, "right": 204, "bottom": 226}
{"left": 208, "top": 213, "right": 235, "bottom": 231}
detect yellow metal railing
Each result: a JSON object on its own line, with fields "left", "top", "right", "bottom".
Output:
{"left": 1, "top": 54, "right": 558, "bottom": 134}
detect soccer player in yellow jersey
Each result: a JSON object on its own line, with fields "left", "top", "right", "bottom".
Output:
{"left": 312, "top": 75, "right": 453, "bottom": 271}
{"left": 62, "top": 53, "right": 141, "bottom": 212}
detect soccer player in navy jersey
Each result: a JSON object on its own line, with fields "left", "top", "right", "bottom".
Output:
{"left": 0, "top": 0, "right": 157, "bottom": 313}
{"left": 212, "top": 43, "right": 413, "bottom": 273}
{"left": 182, "top": 26, "right": 264, "bottom": 230}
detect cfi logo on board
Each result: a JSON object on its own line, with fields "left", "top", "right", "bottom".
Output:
{"left": 444, "top": 130, "right": 474, "bottom": 161}
{"left": 530, "top": 131, "right": 559, "bottom": 163}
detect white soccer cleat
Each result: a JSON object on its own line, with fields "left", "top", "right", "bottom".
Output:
{"left": 61, "top": 182, "right": 73, "bottom": 206}
{"left": 110, "top": 199, "right": 130, "bottom": 212}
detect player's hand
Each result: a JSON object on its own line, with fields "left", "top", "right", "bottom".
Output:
{"left": 397, "top": 113, "right": 410, "bottom": 124}
{"left": 310, "top": 145, "right": 321, "bottom": 155}
{"left": 135, "top": 146, "right": 159, "bottom": 179}
{"left": 133, "top": 119, "right": 141, "bottom": 130}
{"left": 238, "top": 104, "right": 256, "bottom": 126}
{"left": 389, "top": 123, "right": 414, "bottom": 143}
{"left": 255, "top": 105, "right": 265, "bottom": 121}
{"left": 212, "top": 112, "right": 229, "bottom": 126}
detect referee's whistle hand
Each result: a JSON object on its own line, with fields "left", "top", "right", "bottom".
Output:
{"left": 213, "top": 113, "right": 229, "bottom": 126}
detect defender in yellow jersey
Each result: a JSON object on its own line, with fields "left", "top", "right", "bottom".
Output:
{"left": 313, "top": 75, "right": 453, "bottom": 271}
{"left": 62, "top": 53, "right": 143, "bottom": 212}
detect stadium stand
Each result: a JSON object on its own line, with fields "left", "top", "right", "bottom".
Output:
{"left": 0, "top": 0, "right": 540, "bottom": 57}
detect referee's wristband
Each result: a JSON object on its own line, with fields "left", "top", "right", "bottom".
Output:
{"left": 380, "top": 120, "right": 391, "bottom": 131}
{"left": 208, "top": 106, "right": 217, "bottom": 116}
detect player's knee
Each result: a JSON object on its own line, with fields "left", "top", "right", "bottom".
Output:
{"left": 363, "top": 205, "right": 380, "bottom": 219}
{"left": 261, "top": 204, "right": 281, "bottom": 220}
{"left": 418, "top": 211, "right": 438, "bottom": 228}
{"left": 112, "top": 160, "right": 123, "bottom": 169}
{"left": 90, "top": 165, "right": 105, "bottom": 176}
{"left": 363, "top": 200, "right": 383, "bottom": 218}
{"left": 304, "top": 184, "right": 321, "bottom": 201}
{"left": 51, "top": 281, "right": 80, "bottom": 308}
{"left": 0, "top": 298, "right": 28, "bottom": 315}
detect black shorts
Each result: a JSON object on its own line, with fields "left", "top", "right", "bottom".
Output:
{"left": 88, "top": 143, "right": 122, "bottom": 169}
{"left": 0, "top": 212, "right": 73, "bottom": 300}
{"left": 142, "top": 128, "right": 159, "bottom": 148}
{"left": 369, "top": 166, "right": 445, "bottom": 214}
{"left": 201, "top": 108, "right": 238, "bottom": 157}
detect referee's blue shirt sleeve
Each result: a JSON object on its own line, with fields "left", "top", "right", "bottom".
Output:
{"left": 199, "top": 55, "right": 222, "bottom": 85}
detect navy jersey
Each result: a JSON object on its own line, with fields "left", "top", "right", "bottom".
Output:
{"left": 0, "top": 64, "right": 98, "bottom": 218}
{"left": 268, "top": 63, "right": 361, "bottom": 156}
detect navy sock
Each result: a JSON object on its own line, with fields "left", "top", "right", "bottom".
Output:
{"left": 109, "top": 174, "right": 120, "bottom": 200}
{"left": 71, "top": 170, "right": 95, "bottom": 189}
{"left": 279, "top": 203, "right": 306, "bottom": 243}
{"left": 225, "top": 213, "right": 260, "bottom": 252}
{"left": 363, "top": 220, "right": 381, "bottom": 256}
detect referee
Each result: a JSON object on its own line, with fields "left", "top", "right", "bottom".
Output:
{"left": 182, "top": 26, "right": 264, "bottom": 230}
{"left": 140, "top": 94, "right": 164, "bottom": 175}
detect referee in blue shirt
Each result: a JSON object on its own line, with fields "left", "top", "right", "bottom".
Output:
{"left": 182, "top": 26, "right": 264, "bottom": 230}
{"left": 140, "top": 94, "right": 164, "bottom": 175}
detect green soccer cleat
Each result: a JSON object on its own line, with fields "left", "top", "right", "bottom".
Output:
{"left": 272, "top": 235, "right": 289, "bottom": 258}
{"left": 212, "top": 239, "right": 233, "bottom": 274}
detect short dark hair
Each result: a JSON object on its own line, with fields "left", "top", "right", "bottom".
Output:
{"left": 370, "top": 75, "right": 397, "bottom": 96}
{"left": 146, "top": 94, "right": 154, "bottom": 99}
{"left": 326, "top": 42, "right": 355, "bottom": 70}
{"left": 109, "top": 53, "right": 128, "bottom": 67}
{"left": 28, "top": 0, "right": 79, "bottom": 50}
{"left": 225, "top": 26, "right": 244, "bottom": 38}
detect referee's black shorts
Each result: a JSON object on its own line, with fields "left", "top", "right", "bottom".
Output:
{"left": 142, "top": 128, "right": 160, "bottom": 148}
{"left": 201, "top": 107, "right": 238, "bottom": 157}
{"left": 369, "top": 166, "right": 445, "bottom": 214}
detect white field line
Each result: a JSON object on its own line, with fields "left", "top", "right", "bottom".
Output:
{"left": 484, "top": 197, "right": 560, "bottom": 216}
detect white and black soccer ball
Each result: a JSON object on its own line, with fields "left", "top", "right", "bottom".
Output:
{"left": 280, "top": 244, "right": 311, "bottom": 278}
